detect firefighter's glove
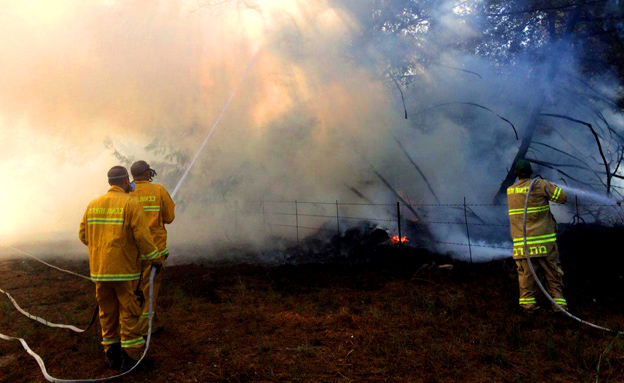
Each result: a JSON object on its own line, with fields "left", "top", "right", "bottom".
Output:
{"left": 135, "top": 289, "right": 146, "bottom": 306}
{"left": 151, "top": 261, "right": 163, "bottom": 275}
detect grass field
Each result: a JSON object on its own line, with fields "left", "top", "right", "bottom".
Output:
{"left": 1, "top": 227, "right": 623, "bottom": 382}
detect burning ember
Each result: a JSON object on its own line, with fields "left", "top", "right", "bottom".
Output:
{"left": 390, "top": 235, "right": 409, "bottom": 245}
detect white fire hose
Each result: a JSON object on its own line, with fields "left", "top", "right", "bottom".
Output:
{"left": 523, "top": 178, "right": 623, "bottom": 334}
{"left": 0, "top": 251, "right": 158, "bottom": 382}
{"left": 1, "top": 246, "right": 97, "bottom": 333}
{"left": 0, "top": 286, "right": 98, "bottom": 333}
{"left": 7, "top": 246, "right": 92, "bottom": 282}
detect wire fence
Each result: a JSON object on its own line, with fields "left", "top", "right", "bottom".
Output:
{"left": 222, "top": 197, "right": 623, "bottom": 263}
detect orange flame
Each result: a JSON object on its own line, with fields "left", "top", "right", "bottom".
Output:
{"left": 390, "top": 235, "right": 409, "bottom": 245}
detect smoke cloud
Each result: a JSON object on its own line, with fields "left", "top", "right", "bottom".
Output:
{"left": 1, "top": 0, "right": 622, "bottom": 262}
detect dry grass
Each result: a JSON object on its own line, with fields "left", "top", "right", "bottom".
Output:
{"left": 0, "top": 245, "right": 623, "bottom": 382}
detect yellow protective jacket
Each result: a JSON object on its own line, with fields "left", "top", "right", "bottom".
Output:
{"left": 79, "top": 186, "right": 160, "bottom": 281}
{"left": 507, "top": 178, "right": 567, "bottom": 259}
{"left": 130, "top": 181, "right": 175, "bottom": 258}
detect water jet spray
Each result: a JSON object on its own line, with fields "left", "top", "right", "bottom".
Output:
{"left": 560, "top": 185, "right": 620, "bottom": 206}
{"left": 171, "top": 51, "right": 261, "bottom": 200}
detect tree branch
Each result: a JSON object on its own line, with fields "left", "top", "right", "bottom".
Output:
{"left": 525, "top": 158, "right": 597, "bottom": 188}
{"left": 395, "top": 138, "right": 441, "bottom": 204}
{"left": 386, "top": 71, "right": 409, "bottom": 120}
{"left": 540, "top": 113, "right": 611, "bottom": 195}
{"left": 430, "top": 62, "right": 483, "bottom": 79}
{"left": 531, "top": 141, "right": 607, "bottom": 187}
{"left": 373, "top": 169, "right": 420, "bottom": 220}
{"left": 423, "top": 102, "right": 518, "bottom": 140}
{"left": 482, "top": 0, "right": 608, "bottom": 17}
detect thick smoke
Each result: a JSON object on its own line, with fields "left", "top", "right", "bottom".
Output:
{"left": 1, "top": 0, "right": 622, "bottom": 262}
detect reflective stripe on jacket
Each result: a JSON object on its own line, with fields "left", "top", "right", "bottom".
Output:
{"left": 79, "top": 186, "right": 159, "bottom": 281}
{"left": 130, "top": 181, "right": 175, "bottom": 256}
{"left": 507, "top": 178, "right": 567, "bottom": 259}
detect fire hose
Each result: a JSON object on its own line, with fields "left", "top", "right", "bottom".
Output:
{"left": 523, "top": 178, "right": 623, "bottom": 334}
{"left": 0, "top": 286, "right": 98, "bottom": 333}
{"left": 0, "top": 266, "right": 157, "bottom": 382}
{"left": 7, "top": 246, "right": 92, "bottom": 282}
{"left": 0, "top": 246, "right": 98, "bottom": 333}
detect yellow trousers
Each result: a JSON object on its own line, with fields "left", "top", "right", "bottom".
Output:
{"left": 139, "top": 260, "right": 165, "bottom": 336}
{"left": 515, "top": 244, "right": 567, "bottom": 310}
{"left": 95, "top": 280, "right": 145, "bottom": 360}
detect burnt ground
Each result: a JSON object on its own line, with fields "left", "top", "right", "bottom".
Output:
{"left": 1, "top": 224, "right": 623, "bottom": 382}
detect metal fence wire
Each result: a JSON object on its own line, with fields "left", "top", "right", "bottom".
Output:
{"left": 228, "top": 198, "right": 623, "bottom": 261}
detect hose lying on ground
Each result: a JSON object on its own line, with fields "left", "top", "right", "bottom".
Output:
{"left": 0, "top": 246, "right": 97, "bottom": 331}
{"left": 0, "top": 259, "right": 158, "bottom": 382}
{"left": 7, "top": 246, "right": 92, "bottom": 282}
{"left": 523, "top": 178, "right": 623, "bottom": 334}
{"left": 0, "top": 287, "right": 98, "bottom": 333}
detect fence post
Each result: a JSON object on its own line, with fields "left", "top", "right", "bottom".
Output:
{"left": 575, "top": 195, "right": 580, "bottom": 220}
{"left": 262, "top": 198, "right": 266, "bottom": 241}
{"left": 235, "top": 200, "right": 239, "bottom": 240}
{"left": 464, "top": 197, "right": 473, "bottom": 264}
{"left": 397, "top": 201, "right": 402, "bottom": 247}
{"left": 295, "top": 200, "right": 300, "bottom": 249}
{"left": 335, "top": 201, "right": 340, "bottom": 236}
{"left": 336, "top": 200, "right": 341, "bottom": 255}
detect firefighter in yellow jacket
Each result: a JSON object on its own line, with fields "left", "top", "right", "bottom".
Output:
{"left": 130, "top": 160, "right": 175, "bottom": 336}
{"left": 79, "top": 166, "right": 162, "bottom": 372}
{"left": 507, "top": 160, "right": 568, "bottom": 312}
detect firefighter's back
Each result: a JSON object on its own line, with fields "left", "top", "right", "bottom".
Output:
{"left": 507, "top": 178, "right": 566, "bottom": 259}
{"left": 131, "top": 181, "right": 175, "bottom": 256}
{"left": 83, "top": 188, "right": 143, "bottom": 281}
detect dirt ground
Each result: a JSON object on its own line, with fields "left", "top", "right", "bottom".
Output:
{"left": 1, "top": 233, "right": 623, "bottom": 382}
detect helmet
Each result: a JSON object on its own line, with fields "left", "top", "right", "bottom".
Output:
{"left": 131, "top": 160, "right": 157, "bottom": 181}
{"left": 515, "top": 159, "right": 533, "bottom": 177}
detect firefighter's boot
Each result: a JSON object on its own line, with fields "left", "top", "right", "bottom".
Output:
{"left": 552, "top": 301, "right": 568, "bottom": 314}
{"left": 105, "top": 343, "right": 122, "bottom": 370}
{"left": 120, "top": 349, "right": 154, "bottom": 373}
{"left": 521, "top": 304, "right": 540, "bottom": 313}
{"left": 120, "top": 349, "right": 138, "bottom": 373}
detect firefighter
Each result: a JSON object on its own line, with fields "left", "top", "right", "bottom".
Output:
{"left": 507, "top": 160, "right": 568, "bottom": 312}
{"left": 79, "top": 166, "right": 162, "bottom": 372}
{"left": 130, "top": 160, "right": 175, "bottom": 336}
